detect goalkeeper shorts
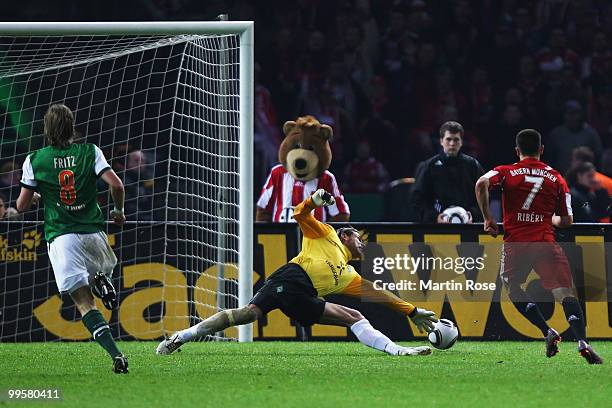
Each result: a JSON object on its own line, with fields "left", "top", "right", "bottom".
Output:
{"left": 47, "top": 231, "right": 118, "bottom": 294}
{"left": 250, "top": 263, "right": 325, "bottom": 326}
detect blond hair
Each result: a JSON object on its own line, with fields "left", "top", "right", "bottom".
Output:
{"left": 44, "top": 104, "right": 75, "bottom": 148}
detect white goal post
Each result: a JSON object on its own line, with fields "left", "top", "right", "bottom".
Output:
{"left": 0, "top": 21, "right": 254, "bottom": 342}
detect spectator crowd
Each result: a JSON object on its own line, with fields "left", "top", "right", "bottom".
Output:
{"left": 1, "top": 0, "right": 611, "bottom": 222}
{"left": 247, "top": 0, "right": 612, "bottom": 221}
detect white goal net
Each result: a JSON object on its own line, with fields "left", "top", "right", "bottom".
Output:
{"left": 0, "top": 22, "right": 254, "bottom": 343}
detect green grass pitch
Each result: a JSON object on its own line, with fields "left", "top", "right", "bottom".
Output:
{"left": 1, "top": 341, "right": 610, "bottom": 407}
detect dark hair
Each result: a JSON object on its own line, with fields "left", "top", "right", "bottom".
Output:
{"left": 439, "top": 121, "right": 464, "bottom": 138}
{"left": 44, "top": 104, "right": 75, "bottom": 148}
{"left": 575, "top": 161, "right": 595, "bottom": 174}
{"left": 515, "top": 128, "right": 541, "bottom": 156}
{"left": 572, "top": 146, "right": 595, "bottom": 164}
{"left": 566, "top": 162, "right": 595, "bottom": 187}
{"left": 336, "top": 227, "right": 359, "bottom": 239}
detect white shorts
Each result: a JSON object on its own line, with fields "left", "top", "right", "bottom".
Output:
{"left": 47, "top": 232, "right": 118, "bottom": 294}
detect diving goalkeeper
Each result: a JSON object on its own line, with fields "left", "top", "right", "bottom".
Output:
{"left": 157, "top": 190, "right": 437, "bottom": 356}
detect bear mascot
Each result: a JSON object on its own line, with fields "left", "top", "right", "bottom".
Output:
{"left": 256, "top": 115, "right": 350, "bottom": 222}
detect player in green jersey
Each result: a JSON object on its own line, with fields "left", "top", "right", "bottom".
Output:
{"left": 16, "top": 104, "right": 129, "bottom": 374}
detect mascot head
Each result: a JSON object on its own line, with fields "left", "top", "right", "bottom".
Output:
{"left": 279, "top": 115, "right": 333, "bottom": 182}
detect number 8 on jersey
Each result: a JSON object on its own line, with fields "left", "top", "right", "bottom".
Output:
{"left": 58, "top": 169, "right": 77, "bottom": 205}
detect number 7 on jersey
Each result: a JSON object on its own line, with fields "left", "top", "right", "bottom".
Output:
{"left": 521, "top": 175, "right": 544, "bottom": 210}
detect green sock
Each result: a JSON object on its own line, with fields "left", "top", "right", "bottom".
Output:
{"left": 82, "top": 310, "right": 121, "bottom": 358}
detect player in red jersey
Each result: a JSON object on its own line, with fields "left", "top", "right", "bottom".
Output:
{"left": 475, "top": 129, "right": 602, "bottom": 364}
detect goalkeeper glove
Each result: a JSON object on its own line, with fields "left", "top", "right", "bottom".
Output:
{"left": 311, "top": 189, "right": 336, "bottom": 207}
{"left": 409, "top": 307, "right": 437, "bottom": 333}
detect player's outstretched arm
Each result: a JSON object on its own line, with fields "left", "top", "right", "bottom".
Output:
{"left": 475, "top": 176, "right": 498, "bottom": 237}
{"left": 293, "top": 189, "right": 334, "bottom": 238}
{"left": 340, "top": 277, "right": 437, "bottom": 332}
{"left": 100, "top": 169, "right": 125, "bottom": 226}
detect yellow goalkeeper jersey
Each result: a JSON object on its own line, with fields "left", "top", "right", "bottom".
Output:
{"left": 289, "top": 197, "right": 359, "bottom": 297}
{"left": 288, "top": 197, "right": 416, "bottom": 316}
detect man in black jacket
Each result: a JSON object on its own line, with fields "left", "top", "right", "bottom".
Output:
{"left": 567, "top": 162, "right": 611, "bottom": 222}
{"left": 409, "top": 121, "right": 484, "bottom": 223}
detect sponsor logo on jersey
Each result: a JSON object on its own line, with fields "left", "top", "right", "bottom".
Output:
{"left": 325, "top": 260, "right": 340, "bottom": 286}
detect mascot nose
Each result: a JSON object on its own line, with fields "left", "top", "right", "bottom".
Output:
{"left": 295, "top": 158, "right": 307, "bottom": 170}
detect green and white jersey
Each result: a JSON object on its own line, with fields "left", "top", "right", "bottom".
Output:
{"left": 20, "top": 143, "right": 111, "bottom": 243}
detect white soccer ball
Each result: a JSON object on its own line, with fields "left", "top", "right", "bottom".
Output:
{"left": 428, "top": 319, "right": 459, "bottom": 350}
{"left": 441, "top": 206, "right": 471, "bottom": 224}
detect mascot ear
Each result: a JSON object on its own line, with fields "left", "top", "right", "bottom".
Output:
{"left": 283, "top": 121, "right": 297, "bottom": 136}
{"left": 320, "top": 124, "right": 334, "bottom": 141}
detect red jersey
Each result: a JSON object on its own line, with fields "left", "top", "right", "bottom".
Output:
{"left": 483, "top": 157, "right": 572, "bottom": 242}
{"left": 257, "top": 164, "right": 349, "bottom": 222}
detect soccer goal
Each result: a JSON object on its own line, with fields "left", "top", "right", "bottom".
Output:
{"left": 0, "top": 22, "right": 254, "bottom": 342}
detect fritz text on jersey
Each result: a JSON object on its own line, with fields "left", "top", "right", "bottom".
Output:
{"left": 53, "top": 156, "right": 76, "bottom": 168}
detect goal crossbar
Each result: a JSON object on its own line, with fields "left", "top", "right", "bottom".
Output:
{"left": 0, "top": 21, "right": 254, "bottom": 36}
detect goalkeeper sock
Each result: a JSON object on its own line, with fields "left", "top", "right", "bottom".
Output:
{"left": 350, "top": 319, "right": 401, "bottom": 356}
{"left": 513, "top": 302, "right": 550, "bottom": 337}
{"left": 178, "top": 311, "right": 231, "bottom": 342}
{"left": 82, "top": 309, "right": 121, "bottom": 358}
{"left": 178, "top": 307, "right": 258, "bottom": 342}
{"left": 562, "top": 297, "right": 586, "bottom": 341}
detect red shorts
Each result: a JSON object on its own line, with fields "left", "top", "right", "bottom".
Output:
{"left": 500, "top": 242, "right": 573, "bottom": 290}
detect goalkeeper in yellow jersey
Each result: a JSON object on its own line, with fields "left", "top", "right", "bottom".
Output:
{"left": 157, "top": 189, "right": 437, "bottom": 356}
